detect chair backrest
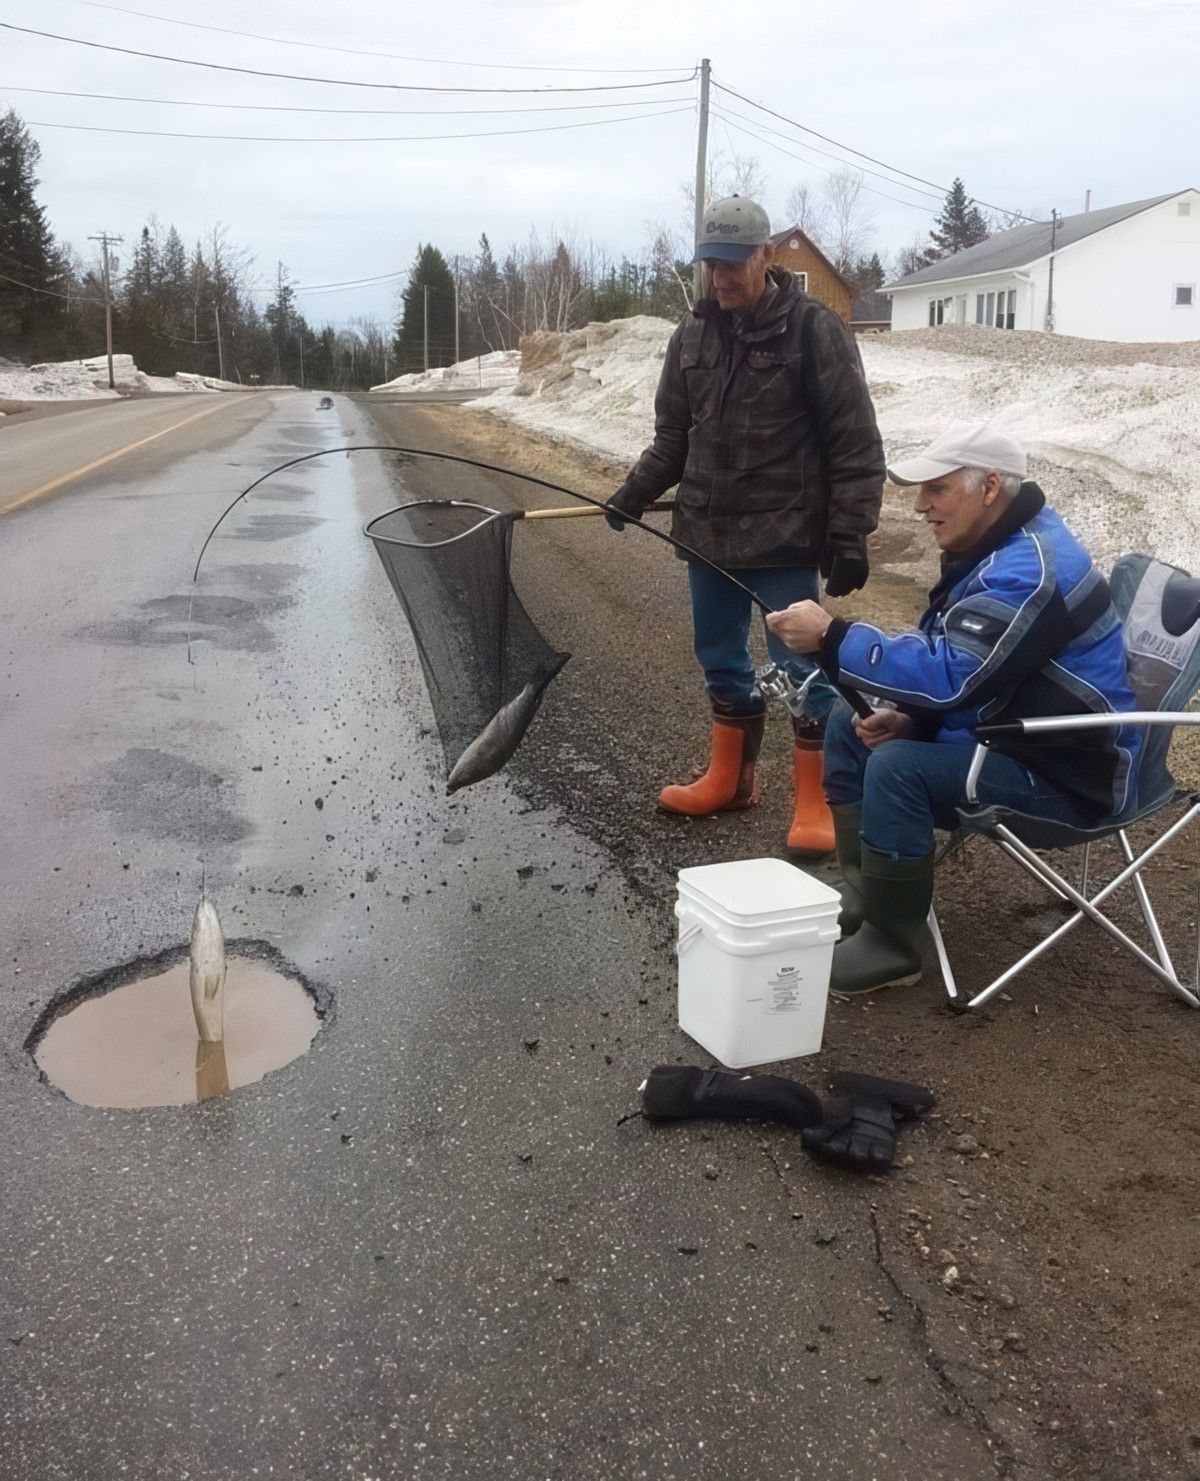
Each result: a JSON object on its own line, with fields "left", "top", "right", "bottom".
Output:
{"left": 1109, "top": 554, "right": 1200, "bottom": 798}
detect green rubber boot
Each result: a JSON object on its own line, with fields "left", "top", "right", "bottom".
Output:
{"left": 829, "top": 846, "right": 934, "bottom": 996}
{"left": 832, "top": 804, "right": 866, "bottom": 937}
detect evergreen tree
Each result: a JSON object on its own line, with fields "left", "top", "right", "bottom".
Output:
{"left": 0, "top": 108, "right": 61, "bottom": 348}
{"left": 923, "top": 178, "right": 990, "bottom": 263}
{"left": 394, "top": 243, "right": 455, "bottom": 368}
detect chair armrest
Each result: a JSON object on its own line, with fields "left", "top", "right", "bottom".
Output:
{"left": 976, "top": 712, "right": 1200, "bottom": 740}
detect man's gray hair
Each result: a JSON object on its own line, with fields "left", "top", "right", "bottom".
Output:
{"left": 962, "top": 466, "right": 1022, "bottom": 499}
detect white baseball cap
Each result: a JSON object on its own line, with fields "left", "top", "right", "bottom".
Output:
{"left": 887, "top": 420, "right": 1027, "bottom": 486}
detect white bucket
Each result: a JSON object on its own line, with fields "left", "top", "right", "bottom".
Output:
{"left": 675, "top": 858, "right": 841, "bottom": 1069}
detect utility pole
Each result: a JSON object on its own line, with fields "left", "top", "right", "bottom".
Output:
{"left": 213, "top": 302, "right": 225, "bottom": 381}
{"left": 297, "top": 332, "right": 305, "bottom": 389}
{"left": 692, "top": 58, "right": 711, "bottom": 301}
{"left": 1045, "top": 209, "right": 1059, "bottom": 333}
{"left": 88, "top": 230, "right": 123, "bottom": 389}
{"left": 454, "top": 275, "right": 460, "bottom": 366}
{"left": 423, "top": 285, "right": 430, "bottom": 373}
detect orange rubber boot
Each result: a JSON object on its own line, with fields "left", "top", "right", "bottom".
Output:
{"left": 787, "top": 742, "right": 835, "bottom": 857}
{"left": 658, "top": 714, "right": 765, "bottom": 817}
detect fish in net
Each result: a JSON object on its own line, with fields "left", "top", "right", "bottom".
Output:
{"left": 365, "top": 500, "right": 568, "bottom": 792}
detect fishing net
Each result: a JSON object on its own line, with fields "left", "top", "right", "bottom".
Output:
{"left": 365, "top": 500, "right": 569, "bottom": 792}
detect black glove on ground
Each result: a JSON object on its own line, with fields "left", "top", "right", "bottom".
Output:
{"left": 820, "top": 538, "right": 870, "bottom": 598}
{"left": 640, "top": 1064, "right": 823, "bottom": 1130}
{"left": 604, "top": 484, "right": 646, "bottom": 532}
{"left": 801, "top": 1072, "right": 936, "bottom": 1173}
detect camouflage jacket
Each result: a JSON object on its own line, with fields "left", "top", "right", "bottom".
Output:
{"left": 622, "top": 268, "right": 885, "bottom": 570}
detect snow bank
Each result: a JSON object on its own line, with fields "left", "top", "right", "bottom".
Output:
{"left": 0, "top": 355, "right": 286, "bottom": 401}
{"left": 475, "top": 318, "right": 1200, "bottom": 574}
{"left": 369, "top": 349, "right": 519, "bottom": 394}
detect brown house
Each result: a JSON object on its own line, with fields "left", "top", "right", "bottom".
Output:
{"left": 770, "top": 226, "right": 853, "bottom": 321}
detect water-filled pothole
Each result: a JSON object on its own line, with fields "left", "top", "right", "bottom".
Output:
{"left": 33, "top": 953, "right": 323, "bottom": 1109}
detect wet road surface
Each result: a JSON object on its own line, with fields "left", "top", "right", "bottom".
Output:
{"left": 3, "top": 392, "right": 1024, "bottom": 1476}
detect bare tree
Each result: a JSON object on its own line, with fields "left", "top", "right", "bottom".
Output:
{"left": 822, "top": 169, "right": 876, "bottom": 276}
{"left": 679, "top": 148, "right": 770, "bottom": 240}
{"left": 783, "top": 181, "right": 828, "bottom": 243}
{"left": 895, "top": 231, "right": 932, "bottom": 279}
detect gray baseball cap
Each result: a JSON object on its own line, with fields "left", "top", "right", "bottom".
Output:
{"left": 694, "top": 195, "right": 771, "bottom": 263}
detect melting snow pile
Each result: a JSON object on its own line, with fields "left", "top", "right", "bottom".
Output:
{"left": 0, "top": 355, "right": 274, "bottom": 401}
{"left": 370, "top": 349, "right": 520, "bottom": 394}
{"left": 476, "top": 317, "right": 1200, "bottom": 574}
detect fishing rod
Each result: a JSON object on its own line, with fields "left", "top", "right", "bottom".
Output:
{"left": 191, "top": 444, "right": 870, "bottom": 718}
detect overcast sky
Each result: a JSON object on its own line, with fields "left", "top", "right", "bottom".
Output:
{"left": 4, "top": 0, "right": 1197, "bottom": 327}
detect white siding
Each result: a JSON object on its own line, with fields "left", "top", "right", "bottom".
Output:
{"left": 1048, "top": 192, "right": 1200, "bottom": 341}
{"left": 886, "top": 191, "right": 1200, "bottom": 342}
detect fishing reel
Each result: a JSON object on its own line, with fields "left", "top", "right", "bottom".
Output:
{"left": 756, "top": 663, "right": 822, "bottom": 719}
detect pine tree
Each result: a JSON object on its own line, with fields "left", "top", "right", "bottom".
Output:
{"left": 0, "top": 108, "right": 60, "bottom": 347}
{"left": 394, "top": 243, "right": 455, "bottom": 369}
{"left": 923, "top": 178, "right": 990, "bottom": 263}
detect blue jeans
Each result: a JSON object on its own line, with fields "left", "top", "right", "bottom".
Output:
{"left": 688, "top": 562, "right": 837, "bottom": 722}
{"left": 823, "top": 701, "right": 1098, "bottom": 859}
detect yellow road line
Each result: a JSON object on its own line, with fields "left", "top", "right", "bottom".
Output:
{"left": 0, "top": 396, "right": 238, "bottom": 516}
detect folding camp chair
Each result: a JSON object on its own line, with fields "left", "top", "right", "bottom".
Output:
{"left": 927, "top": 554, "right": 1200, "bottom": 1012}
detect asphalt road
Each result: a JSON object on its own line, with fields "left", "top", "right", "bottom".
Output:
{"left": 1, "top": 392, "right": 1033, "bottom": 1477}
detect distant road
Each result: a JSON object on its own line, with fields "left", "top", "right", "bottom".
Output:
{"left": 0, "top": 391, "right": 290, "bottom": 516}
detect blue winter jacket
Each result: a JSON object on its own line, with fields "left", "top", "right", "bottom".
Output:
{"left": 818, "top": 483, "right": 1141, "bottom": 816}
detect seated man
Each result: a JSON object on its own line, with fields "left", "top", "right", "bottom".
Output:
{"left": 766, "top": 420, "right": 1141, "bottom": 996}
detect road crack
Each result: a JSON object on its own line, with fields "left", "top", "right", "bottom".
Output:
{"left": 869, "top": 1208, "right": 1017, "bottom": 1475}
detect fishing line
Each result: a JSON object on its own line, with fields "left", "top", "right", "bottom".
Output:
{"left": 188, "top": 445, "right": 772, "bottom": 665}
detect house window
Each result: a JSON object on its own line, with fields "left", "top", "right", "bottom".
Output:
{"left": 789, "top": 237, "right": 801, "bottom": 249}
{"left": 975, "top": 289, "right": 1017, "bottom": 328}
{"left": 928, "top": 296, "right": 954, "bottom": 325}
{"left": 1179, "top": 202, "right": 1192, "bottom": 217}
{"left": 1176, "top": 284, "right": 1195, "bottom": 307}
{"left": 792, "top": 270, "right": 808, "bottom": 290}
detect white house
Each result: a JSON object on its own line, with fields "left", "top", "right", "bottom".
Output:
{"left": 885, "top": 190, "right": 1200, "bottom": 342}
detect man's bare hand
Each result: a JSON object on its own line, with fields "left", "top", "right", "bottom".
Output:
{"left": 853, "top": 708, "right": 918, "bottom": 750}
{"left": 764, "top": 600, "right": 832, "bottom": 653}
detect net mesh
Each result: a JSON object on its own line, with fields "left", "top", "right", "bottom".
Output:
{"left": 366, "top": 501, "right": 569, "bottom": 791}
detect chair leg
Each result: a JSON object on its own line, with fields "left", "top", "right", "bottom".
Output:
{"left": 991, "top": 821, "right": 1200, "bottom": 1008}
{"left": 1117, "top": 829, "right": 1176, "bottom": 976}
{"left": 1079, "top": 841, "right": 1092, "bottom": 897}
{"left": 927, "top": 906, "right": 959, "bottom": 1004}
{"left": 950, "top": 805, "right": 1200, "bottom": 1010}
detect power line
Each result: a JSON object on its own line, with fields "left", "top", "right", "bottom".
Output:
{"left": 0, "top": 267, "right": 103, "bottom": 302}
{"left": 22, "top": 103, "right": 693, "bottom": 144}
{"left": 712, "top": 110, "right": 947, "bottom": 217}
{"left": 0, "top": 23, "right": 696, "bottom": 95}
{"left": 713, "top": 77, "right": 1038, "bottom": 223}
{"left": 0, "top": 82, "right": 695, "bottom": 115}
{"left": 712, "top": 100, "right": 946, "bottom": 207}
{"left": 50, "top": 0, "right": 689, "bottom": 75}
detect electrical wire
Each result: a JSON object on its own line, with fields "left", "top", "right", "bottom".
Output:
{"left": 714, "top": 76, "right": 1038, "bottom": 224}
{"left": 0, "top": 82, "right": 695, "bottom": 116}
{"left": 712, "top": 109, "right": 949, "bottom": 216}
{"left": 713, "top": 100, "right": 947, "bottom": 207}
{"left": 21, "top": 102, "right": 693, "bottom": 144}
{"left": 0, "top": 268, "right": 103, "bottom": 302}
{"left": 0, "top": 23, "right": 697, "bottom": 95}
{"left": 51, "top": 0, "right": 690, "bottom": 74}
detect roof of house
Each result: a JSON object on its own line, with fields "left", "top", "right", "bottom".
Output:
{"left": 884, "top": 192, "right": 1187, "bottom": 292}
{"left": 770, "top": 225, "right": 852, "bottom": 289}
{"left": 851, "top": 289, "right": 891, "bottom": 323}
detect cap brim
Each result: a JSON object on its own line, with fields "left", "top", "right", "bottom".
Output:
{"left": 693, "top": 243, "right": 758, "bottom": 263}
{"left": 886, "top": 455, "right": 963, "bottom": 487}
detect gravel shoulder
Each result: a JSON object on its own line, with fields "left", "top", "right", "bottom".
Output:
{"left": 361, "top": 394, "right": 1200, "bottom": 1479}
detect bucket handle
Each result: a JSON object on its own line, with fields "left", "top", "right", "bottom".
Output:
{"left": 676, "top": 922, "right": 704, "bottom": 956}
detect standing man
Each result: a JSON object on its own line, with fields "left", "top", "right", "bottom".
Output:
{"left": 606, "top": 196, "right": 885, "bottom": 855}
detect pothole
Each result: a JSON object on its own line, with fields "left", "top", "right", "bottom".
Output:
{"left": 30, "top": 946, "right": 325, "bottom": 1109}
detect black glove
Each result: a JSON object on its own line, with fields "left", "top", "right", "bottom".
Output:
{"left": 604, "top": 484, "right": 646, "bottom": 532}
{"left": 820, "top": 538, "right": 870, "bottom": 598}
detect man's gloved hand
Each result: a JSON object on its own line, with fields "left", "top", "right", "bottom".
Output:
{"left": 820, "top": 537, "right": 870, "bottom": 598}
{"left": 604, "top": 484, "right": 646, "bottom": 532}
